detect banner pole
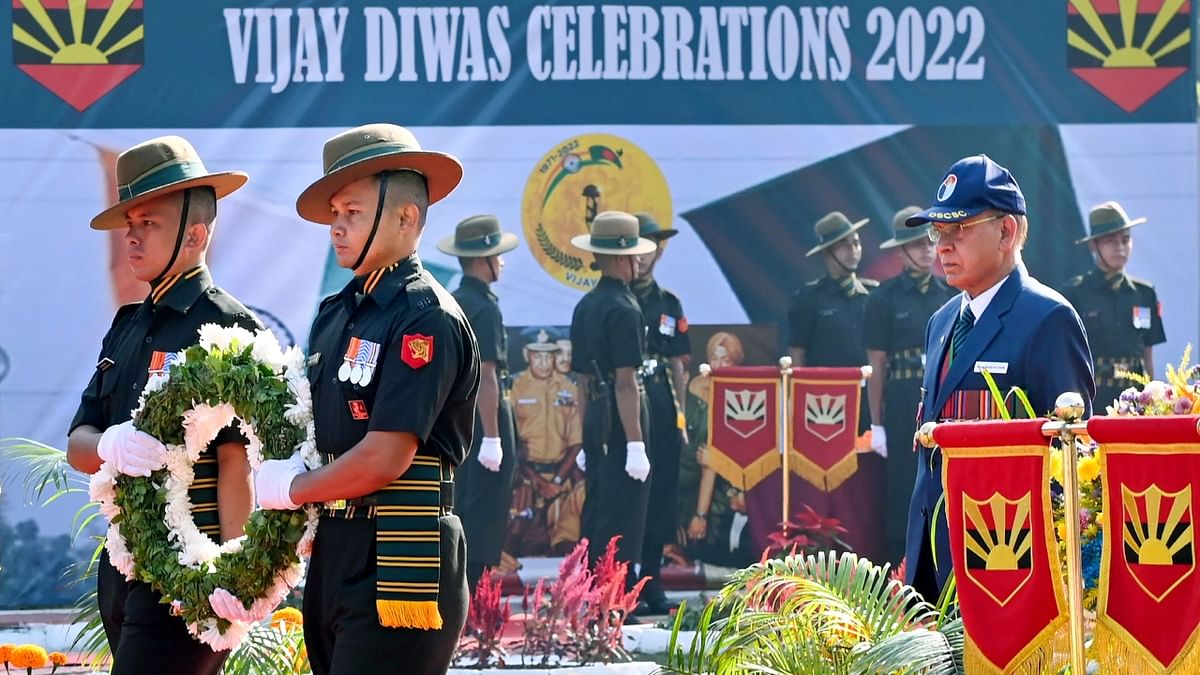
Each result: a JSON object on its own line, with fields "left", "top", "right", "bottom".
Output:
{"left": 1050, "top": 393, "right": 1088, "bottom": 675}
{"left": 779, "top": 356, "right": 793, "bottom": 538}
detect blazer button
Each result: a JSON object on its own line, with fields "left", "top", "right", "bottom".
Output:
{"left": 347, "top": 323, "right": 355, "bottom": 330}
{"left": 145, "top": 336, "right": 152, "bottom": 344}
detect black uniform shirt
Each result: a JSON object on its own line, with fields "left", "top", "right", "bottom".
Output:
{"left": 863, "top": 272, "right": 956, "bottom": 380}
{"left": 787, "top": 274, "right": 878, "bottom": 367}
{"left": 632, "top": 278, "right": 691, "bottom": 362}
{"left": 70, "top": 266, "right": 261, "bottom": 537}
{"left": 306, "top": 255, "right": 480, "bottom": 467}
{"left": 569, "top": 276, "right": 644, "bottom": 379}
{"left": 453, "top": 275, "right": 507, "bottom": 381}
{"left": 1063, "top": 269, "right": 1166, "bottom": 390}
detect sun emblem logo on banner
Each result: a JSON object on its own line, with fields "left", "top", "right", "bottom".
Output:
{"left": 804, "top": 393, "right": 846, "bottom": 442}
{"left": 521, "top": 133, "right": 672, "bottom": 290}
{"left": 1121, "top": 484, "right": 1195, "bottom": 602}
{"left": 723, "top": 389, "right": 767, "bottom": 439}
{"left": 11, "top": 0, "right": 144, "bottom": 112}
{"left": 963, "top": 491, "right": 1034, "bottom": 607}
{"left": 1067, "top": 0, "right": 1192, "bottom": 112}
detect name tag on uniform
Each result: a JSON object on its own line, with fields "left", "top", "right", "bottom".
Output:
{"left": 921, "top": 353, "right": 927, "bottom": 367}
{"left": 518, "top": 398, "right": 537, "bottom": 405}
{"left": 97, "top": 357, "right": 115, "bottom": 371}
{"left": 1133, "top": 306, "right": 1152, "bottom": 330}
{"left": 974, "top": 361, "right": 1009, "bottom": 374}
{"left": 659, "top": 314, "right": 676, "bottom": 336}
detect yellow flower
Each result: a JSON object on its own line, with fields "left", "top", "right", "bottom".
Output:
{"left": 1097, "top": 512, "right": 1106, "bottom": 526}
{"left": 1057, "top": 522, "right": 1067, "bottom": 541}
{"left": 1049, "top": 449, "right": 1064, "bottom": 484}
{"left": 10, "top": 644, "right": 49, "bottom": 669}
{"left": 0, "top": 643, "right": 14, "bottom": 664}
{"left": 49, "top": 651, "right": 67, "bottom": 666}
{"left": 271, "top": 606, "right": 304, "bottom": 630}
{"left": 1077, "top": 456, "right": 1101, "bottom": 483}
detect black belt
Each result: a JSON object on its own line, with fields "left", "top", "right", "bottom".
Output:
{"left": 321, "top": 453, "right": 455, "bottom": 520}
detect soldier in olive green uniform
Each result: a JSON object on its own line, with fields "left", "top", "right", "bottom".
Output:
{"left": 1062, "top": 201, "right": 1166, "bottom": 412}
{"left": 864, "top": 207, "right": 956, "bottom": 562}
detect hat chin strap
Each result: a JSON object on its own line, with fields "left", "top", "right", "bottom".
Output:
{"left": 352, "top": 171, "right": 391, "bottom": 272}
{"left": 830, "top": 253, "right": 856, "bottom": 278}
{"left": 152, "top": 189, "right": 191, "bottom": 286}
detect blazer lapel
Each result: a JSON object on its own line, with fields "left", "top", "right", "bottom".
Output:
{"left": 925, "top": 305, "right": 955, "bottom": 413}
{"left": 931, "top": 266, "right": 1025, "bottom": 414}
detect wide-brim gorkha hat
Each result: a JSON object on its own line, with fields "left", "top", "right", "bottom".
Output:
{"left": 804, "top": 211, "right": 869, "bottom": 257}
{"left": 635, "top": 212, "right": 678, "bottom": 241}
{"left": 570, "top": 211, "right": 657, "bottom": 255}
{"left": 1077, "top": 200, "right": 1147, "bottom": 244}
{"left": 879, "top": 206, "right": 929, "bottom": 249}
{"left": 90, "top": 136, "right": 247, "bottom": 231}
{"left": 296, "top": 123, "right": 463, "bottom": 224}
{"left": 436, "top": 214, "right": 518, "bottom": 257}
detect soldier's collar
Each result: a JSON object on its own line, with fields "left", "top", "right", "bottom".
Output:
{"left": 1103, "top": 269, "right": 1134, "bottom": 292}
{"left": 149, "top": 265, "right": 211, "bottom": 313}
{"left": 352, "top": 254, "right": 421, "bottom": 307}
{"left": 459, "top": 274, "right": 495, "bottom": 298}
{"left": 834, "top": 273, "right": 868, "bottom": 297}
{"left": 596, "top": 275, "right": 628, "bottom": 290}
{"left": 902, "top": 270, "right": 934, "bottom": 294}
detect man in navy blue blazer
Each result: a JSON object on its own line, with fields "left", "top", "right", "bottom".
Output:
{"left": 902, "top": 155, "right": 1095, "bottom": 602}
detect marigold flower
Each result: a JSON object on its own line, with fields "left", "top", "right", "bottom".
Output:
{"left": 0, "top": 643, "right": 14, "bottom": 663}
{"left": 1096, "top": 512, "right": 1105, "bottom": 526}
{"left": 271, "top": 606, "right": 304, "bottom": 629}
{"left": 1077, "top": 456, "right": 1101, "bottom": 483}
{"left": 1049, "top": 449, "right": 1064, "bottom": 485}
{"left": 9, "top": 644, "right": 49, "bottom": 669}
{"left": 1057, "top": 522, "right": 1067, "bottom": 542}
{"left": 49, "top": 651, "right": 68, "bottom": 666}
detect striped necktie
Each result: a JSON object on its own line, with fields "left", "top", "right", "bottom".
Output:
{"left": 950, "top": 306, "right": 976, "bottom": 363}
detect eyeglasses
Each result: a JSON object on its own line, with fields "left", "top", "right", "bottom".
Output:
{"left": 927, "top": 214, "right": 1005, "bottom": 243}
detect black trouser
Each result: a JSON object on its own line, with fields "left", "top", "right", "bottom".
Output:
{"left": 581, "top": 391, "right": 651, "bottom": 565}
{"left": 883, "top": 383, "right": 922, "bottom": 564}
{"left": 304, "top": 514, "right": 468, "bottom": 675}
{"left": 97, "top": 550, "right": 227, "bottom": 675}
{"left": 640, "top": 376, "right": 683, "bottom": 596}
{"left": 456, "top": 396, "right": 517, "bottom": 588}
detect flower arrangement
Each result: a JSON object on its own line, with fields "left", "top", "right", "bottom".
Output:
{"left": 0, "top": 643, "right": 64, "bottom": 674}
{"left": 90, "top": 324, "right": 321, "bottom": 650}
{"left": 1049, "top": 442, "right": 1104, "bottom": 611}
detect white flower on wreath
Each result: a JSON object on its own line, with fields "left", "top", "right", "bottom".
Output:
{"left": 197, "top": 324, "right": 256, "bottom": 354}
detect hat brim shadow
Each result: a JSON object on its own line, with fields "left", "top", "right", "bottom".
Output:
{"left": 1075, "top": 219, "right": 1147, "bottom": 244}
{"left": 435, "top": 231, "right": 519, "bottom": 257}
{"left": 570, "top": 234, "right": 658, "bottom": 256}
{"left": 804, "top": 218, "right": 868, "bottom": 257}
{"left": 90, "top": 172, "right": 248, "bottom": 231}
{"left": 296, "top": 151, "right": 463, "bottom": 224}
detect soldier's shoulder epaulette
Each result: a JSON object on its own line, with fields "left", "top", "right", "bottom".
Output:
{"left": 805, "top": 278, "right": 821, "bottom": 287}
{"left": 1065, "top": 274, "right": 1085, "bottom": 288}
{"left": 861, "top": 277, "right": 880, "bottom": 288}
{"left": 1127, "top": 274, "right": 1154, "bottom": 289}
{"left": 205, "top": 287, "right": 260, "bottom": 327}
{"left": 317, "top": 293, "right": 340, "bottom": 311}
{"left": 109, "top": 302, "right": 140, "bottom": 327}
{"left": 405, "top": 272, "right": 445, "bottom": 313}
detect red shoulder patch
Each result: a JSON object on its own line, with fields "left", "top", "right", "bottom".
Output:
{"left": 677, "top": 317, "right": 689, "bottom": 333}
{"left": 401, "top": 334, "right": 434, "bottom": 369}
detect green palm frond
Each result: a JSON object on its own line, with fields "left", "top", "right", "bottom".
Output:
{"left": 664, "top": 551, "right": 962, "bottom": 675}
{"left": 222, "top": 624, "right": 310, "bottom": 674}
{"left": 0, "top": 438, "right": 88, "bottom": 505}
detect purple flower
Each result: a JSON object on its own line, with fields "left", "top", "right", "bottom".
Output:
{"left": 1175, "top": 397, "right": 1194, "bottom": 415}
{"left": 1119, "top": 388, "right": 1138, "bottom": 403}
{"left": 1138, "top": 391, "right": 1154, "bottom": 406}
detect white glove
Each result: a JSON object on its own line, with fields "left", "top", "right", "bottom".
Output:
{"left": 625, "top": 441, "right": 650, "bottom": 482}
{"left": 255, "top": 452, "right": 306, "bottom": 510}
{"left": 97, "top": 420, "right": 167, "bottom": 477}
{"left": 575, "top": 451, "right": 586, "bottom": 473}
{"left": 870, "top": 425, "right": 888, "bottom": 458}
{"left": 477, "top": 437, "right": 503, "bottom": 472}
{"left": 208, "top": 588, "right": 268, "bottom": 624}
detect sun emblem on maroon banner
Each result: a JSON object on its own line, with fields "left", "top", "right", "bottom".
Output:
{"left": 11, "top": 0, "right": 144, "bottom": 111}
{"left": 1067, "top": 0, "right": 1192, "bottom": 112}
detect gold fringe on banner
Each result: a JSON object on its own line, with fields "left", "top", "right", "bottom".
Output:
{"left": 706, "top": 447, "right": 781, "bottom": 492}
{"left": 377, "top": 599, "right": 443, "bottom": 630}
{"left": 789, "top": 450, "right": 857, "bottom": 492}
{"left": 964, "top": 618, "right": 1070, "bottom": 675}
{"left": 1095, "top": 620, "right": 1200, "bottom": 673}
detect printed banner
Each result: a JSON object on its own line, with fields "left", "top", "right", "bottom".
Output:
{"left": 787, "top": 367, "right": 864, "bottom": 492}
{"left": 706, "top": 366, "right": 781, "bottom": 491}
{"left": 934, "top": 419, "right": 1068, "bottom": 674}
{"left": 1089, "top": 416, "right": 1200, "bottom": 673}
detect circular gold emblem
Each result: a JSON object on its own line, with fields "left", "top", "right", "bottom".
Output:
{"left": 521, "top": 133, "right": 672, "bottom": 290}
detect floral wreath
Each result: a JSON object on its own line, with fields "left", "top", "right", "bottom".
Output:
{"left": 90, "top": 325, "right": 320, "bottom": 651}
